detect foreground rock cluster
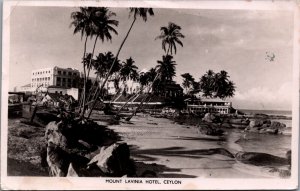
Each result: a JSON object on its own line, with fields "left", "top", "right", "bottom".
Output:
{"left": 44, "top": 119, "right": 136, "bottom": 177}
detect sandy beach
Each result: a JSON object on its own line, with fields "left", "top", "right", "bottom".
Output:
{"left": 102, "top": 114, "right": 291, "bottom": 178}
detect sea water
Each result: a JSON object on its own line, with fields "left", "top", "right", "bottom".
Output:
{"left": 228, "top": 109, "right": 292, "bottom": 156}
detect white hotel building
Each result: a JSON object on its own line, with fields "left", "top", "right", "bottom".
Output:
{"left": 31, "top": 67, "right": 80, "bottom": 89}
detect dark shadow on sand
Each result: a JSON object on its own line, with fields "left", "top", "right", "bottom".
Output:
{"left": 129, "top": 145, "right": 235, "bottom": 162}
{"left": 135, "top": 161, "right": 197, "bottom": 178}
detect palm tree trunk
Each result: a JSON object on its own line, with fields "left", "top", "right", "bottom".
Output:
{"left": 86, "top": 35, "right": 98, "bottom": 79}
{"left": 87, "top": 17, "right": 137, "bottom": 119}
{"left": 84, "top": 35, "right": 98, "bottom": 104}
{"left": 125, "top": 73, "right": 161, "bottom": 121}
{"left": 116, "top": 91, "right": 140, "bottom": 114}
{"left": 80, "top": 35, "right": 89, "bottom": 118}
{"left": 121, "top": 72, "right": 160, "bottom": 120}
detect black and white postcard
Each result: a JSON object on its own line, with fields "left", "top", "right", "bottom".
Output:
{"left": 1, "top": 0, "right": 299, "bottom": 190}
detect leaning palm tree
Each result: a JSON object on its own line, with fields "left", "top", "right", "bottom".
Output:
{"left": 155, "top": 22, "right": 185, "bottom": 55}
{"left": 87, "top": 8, "right": 154, "bottom": 118}
{"left": 71, "top": 7, "right": 118, "bottom": 118}
{"left": 126, "top": 23, "right": 184, "bottom": 121}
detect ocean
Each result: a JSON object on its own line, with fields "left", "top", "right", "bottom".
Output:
{"left": 239, "top": 109, "right": 292, "bottom": 117}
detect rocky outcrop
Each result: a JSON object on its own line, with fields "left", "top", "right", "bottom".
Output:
{"left": 44, "top": 119, "right": 121, "bottom": 177}
{"left": 245, "top": 119, "right": 286, "bottom": 134}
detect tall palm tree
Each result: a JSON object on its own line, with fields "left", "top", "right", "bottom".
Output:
{"left": 71, "top": 7, "right": 118, "bottom": 118}
{"left": 86, "top": 8, "right": 119, "bottom": 79}
{"left": 87, "top": 8, "right": 154, "bottom": 118}
{"left": 155, "top": 22, "right": 185, "bottom": 55}
{"left": 71, "top": 7, "right": 94, "bottom": 115}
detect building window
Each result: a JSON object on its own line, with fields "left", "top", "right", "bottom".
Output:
{"left": 73, "top": 73, "right": 77, "bottom": 76}
{"left": 62, "top": 78, "right": 66, "bottom": 82}
{"left": 63, "top": 71, "right": 66, "bottom": 75}
{"left": 58, "top": 71, "right": 61, "bottom": 75}
{"left": 55, "top": 91, "right": 58, "bottom": 94}
{"left": 68, "top": 72, "right": 72, "bottom": 76}
{"left": 48, "top": 77, "right": 50, "bottom": 80}
{"left": 57, "top": 77, "right": 61, "bottom": 81}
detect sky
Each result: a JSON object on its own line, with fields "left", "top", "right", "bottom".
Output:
{"left": 9, "top": 6, "right": 294, "bottom": 110}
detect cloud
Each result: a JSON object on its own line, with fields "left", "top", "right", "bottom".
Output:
{"left": 232, "top": 82, "right": 293, "bottom": 110}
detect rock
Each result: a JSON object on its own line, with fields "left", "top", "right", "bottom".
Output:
{"left": 235, "top": 152, "right": 289, "bottom": 166}
{"left": 249, "top": 120, "right": 263, "bottom": 128}
{"left": 265, "top": 128, "right": 279, "bottom": 134}
{"left": 270, "top": 121, "right": 286, "bottom": 129}
{"left": 67, "top": 163, "right": 79, "bottom": 177}
{"left": 202, "top": 113, "right": 215, "bottom": 123}
{"left": 198, "top": 125, "right": 224, "bottom": 136}
{"left": 45, "top": 121, "right": 69, "bottom": 149}
{"left": 46, "top": 142, "right": 70, "bottom": 176}
{"left": 87, "top": 143, "right": 135, "bottom": 176}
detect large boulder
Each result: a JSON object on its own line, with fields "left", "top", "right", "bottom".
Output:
{"left": 235, "top": 151, "right": 289, "bottom": 166}
{"left": 87, "top": 142, "right": 135, "bottom": 177}
{"left": 45, "top": 121, "right": 69, "bottom": 149}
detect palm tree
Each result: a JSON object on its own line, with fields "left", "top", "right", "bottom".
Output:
{"left": 119, "top": 57, "right": 138, "bottom": 81}
{"left": 181, "top": 73, "right": 195, "bottom": 94}
{"left": 86, "top": 8, "right": 118, "bottom": 79}
{"left": 156, "top": 55, "right": 176, "bottom": 83}
{"left": 71, "top": 7, "right": 118, "bottom": 118}
{"left": 199, "top": 70, "right": 215, "bottom": 98}
{"left": 87, "top": 8, "right": 154, "bottom": 118}
{"left": 155, "top": 22, "right": 185, "bottom": 55}
{"left": 71, "top": 7, "right": 94, "bottom": 115}
{"left": 199, "top": 70, "right": 235, "bottom": 99}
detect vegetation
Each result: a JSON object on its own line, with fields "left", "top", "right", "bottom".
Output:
{"left": 155, "top": 22, "right": 185, "bottom": 55}
{"left": 70, "top": 7, "right": 119, "bottom": 118}
{"left": 180, "top": 70, "right": 235, "bottom": 100}
{"left": 87, "top": 8, "right": 154, "bottom": 118}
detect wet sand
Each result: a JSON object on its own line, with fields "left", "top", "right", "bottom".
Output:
{"left": 104, "top": 114, "right": 291, "bottom": 178}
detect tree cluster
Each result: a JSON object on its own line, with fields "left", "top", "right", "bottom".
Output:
{"left": 181, "top": 70, "right": 235, "bottom": 100}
